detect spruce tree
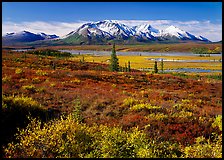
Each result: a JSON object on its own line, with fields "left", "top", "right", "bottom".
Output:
{"left": 161, "top": 59, "right": 164, "bottom": 72}
{"left": 154, "top": 61, "right": 158, "bottom": 73}
{"left": 110, "top": 43, "right": 119, "bottom": 71}
{"left": 128, "top": 61, "right": 131, "bottom": 72}
{"left": 125, "top": 62, "right": 127, "bottom": 72}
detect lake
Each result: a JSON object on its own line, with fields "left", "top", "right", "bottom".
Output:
{"left": 59, "top": 49, "right": 222, "bottom": 57}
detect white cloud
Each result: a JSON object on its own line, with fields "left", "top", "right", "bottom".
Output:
{"left": 2, "top": 21, "right": 90, "bottom": 37}
{"left": 2, "top": 20, "right": 222, "bottom": 42}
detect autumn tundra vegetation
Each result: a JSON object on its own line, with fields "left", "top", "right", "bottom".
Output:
{"left": 1, "top": 44, "right": 222, "bottom": 158}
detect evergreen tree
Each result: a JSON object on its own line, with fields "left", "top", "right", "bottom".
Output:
{"left": 161, "top": 59, "right": 164, "bottom": 72}
{"left": 125, "top": 62, "right": 127, "bottom": 72}
{"left": 110, "top": 43, "right": 119, "bottom": 71}
{"left": 154, "top": 61, "right": 158, "bottom": 73}
{"left": 128, "top": 61, "right": 131, "bottom": 72}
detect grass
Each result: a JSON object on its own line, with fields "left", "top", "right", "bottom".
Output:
{"left": 206, "top": 74, "right": 222, "bottom": 80}
{"left": 69, "top": 54, "right": 222, "bottom": 72}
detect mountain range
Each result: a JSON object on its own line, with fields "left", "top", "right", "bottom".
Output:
{"left": 2, "top": 31, "right": 59, "bottom": 46}
{"left": 2, "top": 20, "right": 211, "bottom": 46}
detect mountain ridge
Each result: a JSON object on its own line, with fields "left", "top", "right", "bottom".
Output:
{"left": 61, "top": 20, "right": 211, "bottom": 44}
{"left": 2, "top": 31, "right": 59, "bottom": 46}
{"left": 2, "top": 20, "right": 211, "bottom": 46}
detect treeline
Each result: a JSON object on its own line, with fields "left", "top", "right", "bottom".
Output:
{"left": 191, "top": 47, "right": 221, "bottom": 55}
{"left": 27, "top": 49, "right": 72, "bottom": 57}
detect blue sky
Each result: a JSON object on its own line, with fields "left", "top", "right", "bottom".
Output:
{"left": 3, "top": 2, "right": 222, "bottom": 23}
{"left": 2, "top": 2, "right": 222, "bottom": 41}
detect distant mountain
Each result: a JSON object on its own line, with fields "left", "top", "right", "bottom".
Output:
{"left": 3, "top": 20, "right": 212, "bottom": 46}
{"left": 61, "top": 20, "right": 211, "bottom": 45}
{"left": 2, "top": 31, "right": 59, "bottom": 46}
{"left": 211, "top": 40, "right": 222, "bottom": 44}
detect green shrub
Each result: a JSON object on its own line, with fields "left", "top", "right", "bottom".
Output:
{"left": 72, "top": 100, "right": 83, "bottom": 123}
{"left": 206, "top": 74, "right": 222, "bottom": 80}
{"left": 27, "top": 49, "right": 72, "bottom": 58}
{"left": 191, "top": 47, "right": 209, "bottom": 54}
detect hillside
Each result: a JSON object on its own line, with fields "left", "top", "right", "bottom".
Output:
{"left": 2, "top": 49, "right": 222, "bottom": 158}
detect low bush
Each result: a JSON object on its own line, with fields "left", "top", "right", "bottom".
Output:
{"left": 22, "top": 85, "right": 37, "bottom": 93}
{"left": 130, "top": 103, "right": 161, "bottom": 112}
{"left": 181, "top": 133, "right": 222, "bottom": 158}
{"left": 15, "top": 68, "right": 23, "bottom": 74}
{"left": 36, "top": 70, "right": 48, "bottom": 76}
{"left": 3, "top": 114, "right": 183, "bottom": 158}
{"left": 1, "top": 95, "right": 47, "bottom": 149}
{"left": 123, "top": 97, "right": 139, "bottom": 107}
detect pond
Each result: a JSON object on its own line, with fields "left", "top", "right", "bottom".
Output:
{"left": 147, "top": 58, "right": 222, "bottom": 62}
{"left": 139, "top": 68, "right": 222, "bottom": 73}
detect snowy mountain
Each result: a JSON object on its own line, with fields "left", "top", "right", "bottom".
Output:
{"left": 2, "top": 31, "right": 59, "bottom": 45}
{"left": 62, "top": 20, "right": 211, "bottom": 44}
{"left": 132, "top": 24, "right": 160, "bottom": 40}
{"left": 3, "top": 20, "right": 211, "bottom": 46}
{"left": 63, "top": 20, "right": 135, "bottom": 41}
{"left": 37, "top": 32, "right": 59, "bottom": 39}
{"left": 157, "top": 25, "right": 198, "bottom": 41}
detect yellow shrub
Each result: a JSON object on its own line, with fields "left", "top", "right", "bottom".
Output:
{"left": 4, "top": 114, "right": 182, "bottom": 158}
{"left": 15, "top": 68, "right": 23, "bottom": 74}
{"left": 123, "top": 97, "right": 139, "bottom": 107}
{"left": 212, "top": 115, "right": 222, "bottom": 131}
{"left": 146, "top": 113, "right": 168, "bottom": 121}
{"left": 181, "top": 134, "right": 222, "bottom": 158}
{"left": 130, "top": 103, "right": 161, "bottom": 111}
{"left": 36, "top": 70, "right": 48, "bottom": 76}
{"left": 22, "top": 85, "right": 36, "bottom": 92}
{"left": 2, "top": 94, "right": 41, "bottom": 110}
{"left": 32, "top": 77, "right": 41, "bottom": 84}
{"left": 70, "top": 78, "right": 81, "bottom": 83}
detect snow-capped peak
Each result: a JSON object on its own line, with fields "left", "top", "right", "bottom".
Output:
{"left": 37, "top": 32, "right": 59, "bottom": 39}
{"left": 164, "top": 25, "right": 187, "bottom": 38}
{"left": 3, "top": 30, "right": 59, "bottom": 40}
{"left": 61, "top": 20, "right": 210, "bottom": 42}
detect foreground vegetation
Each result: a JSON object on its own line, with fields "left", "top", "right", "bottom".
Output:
{"left": 1, "top": 49, "right": 222, "bottom": 158}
